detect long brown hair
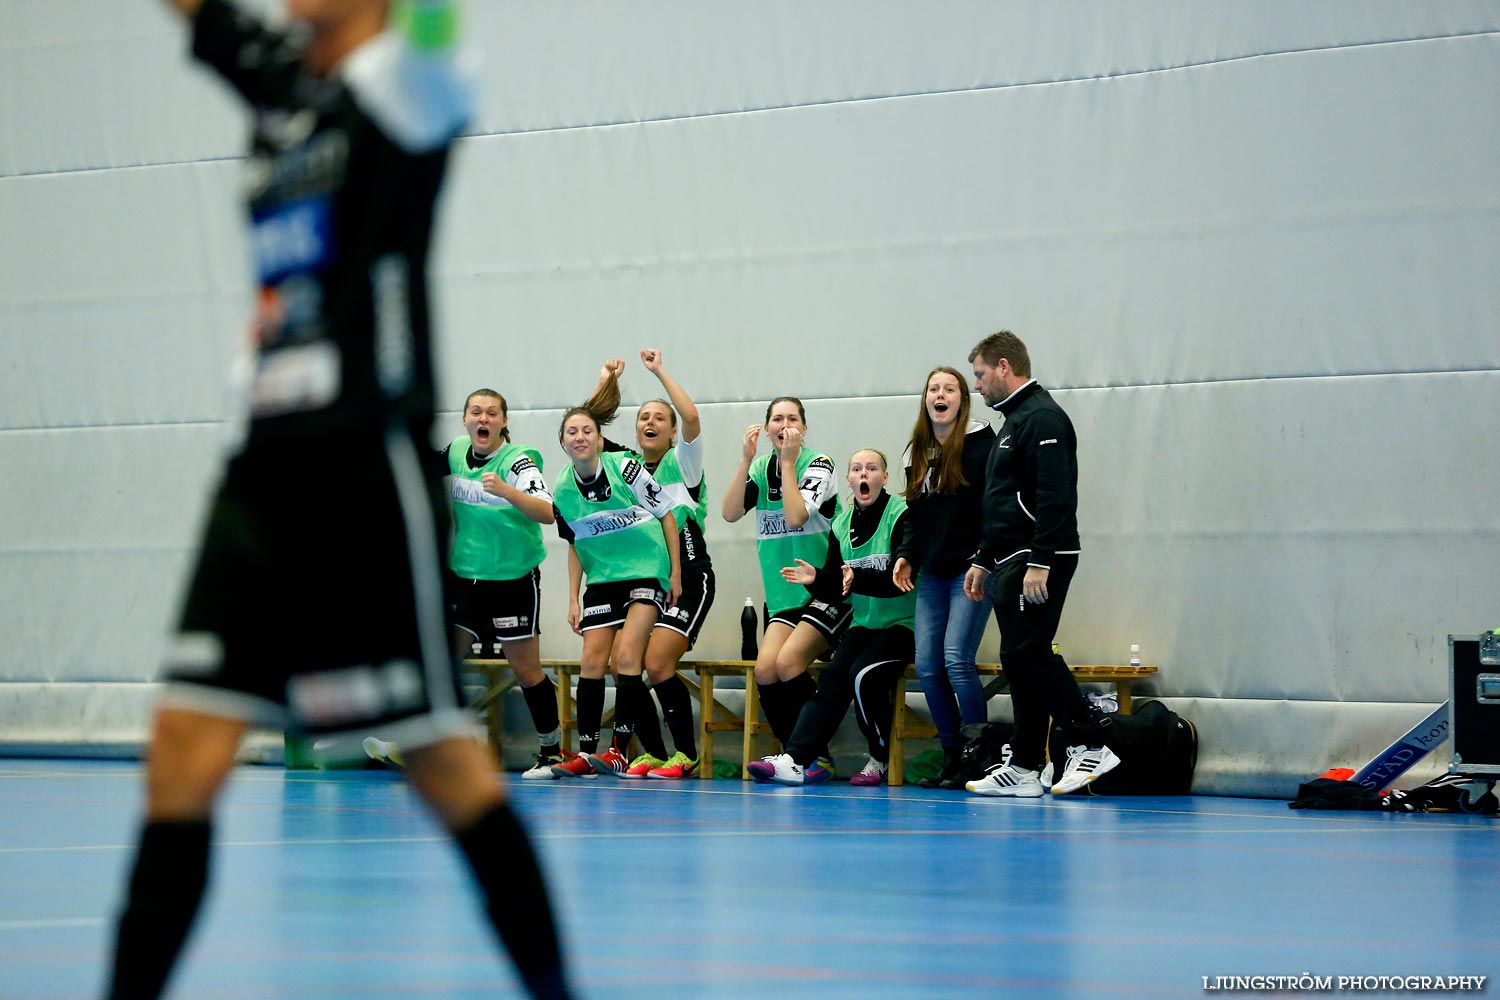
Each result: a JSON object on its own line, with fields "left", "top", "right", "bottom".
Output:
{"left": 570, "top": 366, "right": 622, "bottom": 431}
{"left": 557, "top": 366, "right": 622, "bottom": 444}
{"left": 903, "top": 367, "right": 972, "bottom": 501}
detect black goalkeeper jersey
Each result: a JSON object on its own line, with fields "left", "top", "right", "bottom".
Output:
{"left": 191, "top": 0, "right": 470, "bottom": 450}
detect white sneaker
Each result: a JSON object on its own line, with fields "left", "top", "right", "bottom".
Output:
{"left": 966, "top": 762, "right": 1044, "bottom": 797}
{"left": 1050, "top": 745, "right": 1121, "bottom": 795}
{"left": 362, "top": 737, "right": 403, "bottom": 767}
{"left": 746, "top": 753, "right": 804, "bottom": 786}
{"left": 849, "top": 756, "right": 887, "bottom": 786}
{"left": 521, "top": 751, "right": 566, "bottom": 780}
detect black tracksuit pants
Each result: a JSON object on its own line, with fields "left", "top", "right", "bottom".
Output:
{"left": 990, "top": 554, "right": 1098, "bottom": 772}
{"left": 786, "top": 625, "right": 914, "bottom": 766}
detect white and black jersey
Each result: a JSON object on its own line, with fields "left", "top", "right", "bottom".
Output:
{"left": 192, "top": 0, "right": 472, "bottom": 449}
{"left": 604, "top": 437, "right": 712, "bottom": 570}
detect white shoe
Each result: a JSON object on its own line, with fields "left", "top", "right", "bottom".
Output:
{"left": 521, "top": 751, "right": 566, "bottom": 780}
{"left": 1050, "top": 745, "right": 1121, "bottom": 795}
{"left": 746, "top": 753, "right": 804, "bottom": 786}
{"left": 362, "top": 736, "right": 403, "bottom": 767}
{"left": 966, "top": 762, "right": 1044, "bottom": 797}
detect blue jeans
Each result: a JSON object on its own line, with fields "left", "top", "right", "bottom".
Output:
{"left": 913, "top": 570, "right": 990, "bottom": 747}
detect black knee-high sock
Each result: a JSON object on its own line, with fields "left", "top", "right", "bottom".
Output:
{"left": 757, "top": 680, "right": 789, "bottom": 748}
{"left": 521, "top": 676, "right": 561, "bottom": 753}
{"left": 107, "top": 818, "right": 212, "bottom": 1000}
{"left": 784, "top": 672, "right": 821, "bottom": 754}
{"left": 653, "top": 674, "right": 697, "bottom": 759}
{"left": 611, "top": 674, "right": 655, "bottom": 757}
{"left": 455, "top": 803, "right": 573, "bottom": 1000}
{"left": 575, "top": 676, "right": 605, "bottom": 754}
{"left": 630, "top": 676, "right": 669, "bottom": 759}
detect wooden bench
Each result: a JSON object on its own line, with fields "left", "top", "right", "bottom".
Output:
{"left": 465, "top": 658, "right": 733, "bottom": 770}
{"left": 466, "top": 657, "right": 1156, "bottom": 786}
{"left": 464, "top": 658, "right": 615, "bottom": 752}
{"left": 688, "top": 660, "right": 1157, "bottom": 785}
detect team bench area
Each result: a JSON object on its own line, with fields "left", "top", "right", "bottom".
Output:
{"left": 464, "top": 658, "right": 1159, "bottom": 787}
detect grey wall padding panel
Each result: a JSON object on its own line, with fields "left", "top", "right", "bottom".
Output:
{"left": 0, "top": 423, "right": 222, "bottom": 683}
{"left": 2, "top": 3, "right": 1497, "bottom": 798}
{"left": 1067, "top": 372, "right": 1500, "bottom": 703}
{"left": 1, "top": 162, "right": 248, "bottom": 429}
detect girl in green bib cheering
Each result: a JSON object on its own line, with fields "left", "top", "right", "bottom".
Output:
{"left": 722, "top": 397, "right": 848, "bottom": 769}
{"left": 572, "top": 352, "right": 713, "bottom": 779}
{"left": 748, "top": 449, "right": 916, "bottom": 786}
{"left": 440, "top": 389, "right": 566, "bottom": 780}
{"left": 612, "top": 350, "right": 714, "bottom": 779}
{"left": 548, "top": 369, "right": 683, "bottom": 778}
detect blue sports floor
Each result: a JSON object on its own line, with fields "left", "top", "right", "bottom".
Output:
{"left": 2, "top": 759, "right": 1495, "bottom": 999}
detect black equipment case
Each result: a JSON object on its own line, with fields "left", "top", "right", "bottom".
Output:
{"left": 1448, "top": 633, "right": 1500, "bottom": 778}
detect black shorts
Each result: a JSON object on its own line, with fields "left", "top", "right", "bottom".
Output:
{"left": 161, "top": 432, "right": 471, "bottom": 755}
{"left": 449, "top": 567, "right": 542, "bottom": 654}
{"left": 654, "top": 564, "right": 715, "bottom": 646}
{"left": 768, "top": 597, "right": 853, "bottom": 643}
{"left": 580, "top": 578, "right": 665, "bottom": 632}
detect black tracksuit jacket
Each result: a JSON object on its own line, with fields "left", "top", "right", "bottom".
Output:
{"left": 973, "top": 380, "right": 1081, "bottom": 571}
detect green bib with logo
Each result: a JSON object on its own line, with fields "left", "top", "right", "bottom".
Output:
{"left": 446, "top": 437, "right": 546, "bottom": 580}
{"left": 834, "top": 494, "right": 916, "bottom": 631}
{"left": 553, "top": 451, "right": 669, "bottom": 587}
{"left": 751, "top": 448, "right": 840, "bottom": 616}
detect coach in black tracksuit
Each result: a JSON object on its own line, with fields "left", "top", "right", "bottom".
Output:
{"left": 962, "top": 331, "right": 1111, "bottom": 797}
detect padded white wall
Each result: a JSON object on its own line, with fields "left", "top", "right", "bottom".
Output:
{"left": 3, "top": 1, "right": 1497, "bottom": 794}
